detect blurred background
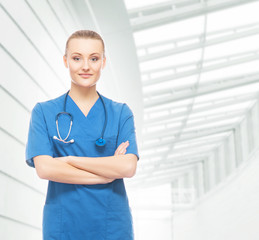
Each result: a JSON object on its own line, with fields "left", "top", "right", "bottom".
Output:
{"left": 1, "top": 0, "right": 259, "bottom": 239}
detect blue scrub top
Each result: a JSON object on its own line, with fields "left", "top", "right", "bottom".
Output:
{"left": 25, "top": 92, "right": 139, "bottom": 240}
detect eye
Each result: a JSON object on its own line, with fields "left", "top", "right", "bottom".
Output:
{"left": 91, "top": 57, "right": 99, "bottom": 62}
{"left": 73, "top": 57, "right": 80, "bottom": 61}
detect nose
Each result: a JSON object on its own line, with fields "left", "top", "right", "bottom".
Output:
{"left": 82, "top": 59, "right": 90, "bottom": 71}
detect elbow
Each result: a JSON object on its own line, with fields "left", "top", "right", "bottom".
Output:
{"left": 34, "top": 156, "right": 52, "bottom": 180}
{"left": 35, "top": 164, "right": 49, "bottom": 179}
{"left": 125, "top": 168, "right": 136, "bottom": 178}
{"left": 123, "top": 156, "right": 137, "bottom": 178}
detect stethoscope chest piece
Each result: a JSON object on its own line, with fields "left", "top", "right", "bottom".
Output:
{"left": 95, "top": 138, "right": 106, "bottom": 147}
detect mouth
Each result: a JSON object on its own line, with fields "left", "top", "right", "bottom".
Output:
{"left": 79, "top": 73, "right": 93, "bottom": 78}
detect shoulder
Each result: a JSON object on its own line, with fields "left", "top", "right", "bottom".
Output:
{"left": 100, "top": 94, "right": 133, "bottom": 117}
{"left": 100, "top": 94, "right": 133, "bottom": 126}
{"left": 31, "top": 92, "right": 65, "bottom": 113}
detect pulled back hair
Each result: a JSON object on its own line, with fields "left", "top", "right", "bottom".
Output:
{"left": 65, "top": 30, "right": 105, "bottom": 57}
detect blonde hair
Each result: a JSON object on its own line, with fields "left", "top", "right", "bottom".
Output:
{"left": 65, "top": 30, "right": 105, "bottom": 57}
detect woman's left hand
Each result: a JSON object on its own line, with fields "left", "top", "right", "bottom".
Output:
{"left": 114, "top": 141, "right": 129, "bottom": 156}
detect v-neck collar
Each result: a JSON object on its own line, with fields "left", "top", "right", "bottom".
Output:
{"left": 67, "top": 93, "right": 101, "bottom": 120}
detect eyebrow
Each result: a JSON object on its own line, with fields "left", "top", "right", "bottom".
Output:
{"left": 71, "top": 52, "right": 101, "bottom": 55}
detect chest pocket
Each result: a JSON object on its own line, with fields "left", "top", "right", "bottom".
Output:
{"left": 94, "top": 135, "right": 117, "bottom": 157}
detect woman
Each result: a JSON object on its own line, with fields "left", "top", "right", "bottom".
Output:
{"left": 25, "top": 30, "right": 139, "bottom": 240}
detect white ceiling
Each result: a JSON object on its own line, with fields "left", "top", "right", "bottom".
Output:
{"left": 123, "top": 0, "right": 259, "bottom": 203}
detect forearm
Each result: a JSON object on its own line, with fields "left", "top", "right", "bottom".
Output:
{"left": 34, "top": 155, "right": 114, "bottom": 185}
{"left": 67, "top": 154, "right": 137, "bottom": 179}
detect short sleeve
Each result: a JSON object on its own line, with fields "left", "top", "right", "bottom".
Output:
{"left": 117, "top": 103, "right": 140, "bottom": 161}
{"left": 25, "top": 103, "right": 53, "bottom": 168}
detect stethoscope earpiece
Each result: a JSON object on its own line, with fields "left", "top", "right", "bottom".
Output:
{"left": 53, "top": 90, "right": 107, "bottom": 146}
{"left": 53, "top": 136, "right": 58, "bottom": 140}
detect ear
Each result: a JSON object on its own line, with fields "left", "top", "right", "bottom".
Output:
{"left": 101, "top": 56, "right": 106, "bottom": 70}
{"left": 63, "top": 55, "right": 68, "bottom": 68}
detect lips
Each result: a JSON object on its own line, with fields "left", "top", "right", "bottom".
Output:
{"left": 79, "top": 73, "right": 93, "bottom": 78}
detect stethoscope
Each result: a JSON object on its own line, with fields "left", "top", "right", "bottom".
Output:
{"left": 53, "top": 90, "right": 107, "bottom": 147}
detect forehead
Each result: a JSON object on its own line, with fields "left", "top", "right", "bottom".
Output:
{"left": 67, "top": 38, "right": 103, "bottom": 55}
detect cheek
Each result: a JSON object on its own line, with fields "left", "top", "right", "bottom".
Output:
{"left": 91, "top": 62, "right": 102, "bottom": 72}
{"left": 69, "top": 63, "right": 80, "bottom": 73}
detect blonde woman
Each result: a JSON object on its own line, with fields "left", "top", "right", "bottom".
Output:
{"left": 26, "top": 30, "right": 139, "bottom": 240}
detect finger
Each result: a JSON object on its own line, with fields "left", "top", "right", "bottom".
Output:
{"left": 116, "top": 141, "right": 129, "bottom": 152}
{"left": 114, "top": 143, "right": 125, "bottom": 155}
{"left": 114, "top": 143, "right": 125, "bottom": 154}
{"left": 119, "top": 144, "right": 129, "bottom": 155}
{"left": 119, "top": 142, "right": 129, "bottom": 153}
{"left": 115, "top": 148, "right": 127, "bottom": 156}
{"left": 115, "top": 148, "right": 127, "bottom": 155}
{"left": 114, "top": 142, "right": 129, "bottom": 155}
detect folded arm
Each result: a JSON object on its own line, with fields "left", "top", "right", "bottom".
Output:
{"left": 58, "top": 141, "right": 138, "bottom": 179}
{"left": 34, "top": 155, "right": 114, "bottom": 185}
{"left": 65, "top": 153, "right": 138, "bottom": 179}
{"left": 33, "top": 141, "right": 133, "bottom": 184}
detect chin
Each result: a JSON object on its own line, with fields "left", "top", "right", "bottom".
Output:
{"left": 71, "top": 80, "right": 97, "bottom": 88}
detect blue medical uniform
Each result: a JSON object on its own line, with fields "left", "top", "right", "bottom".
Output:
{"left": 25, "top": 92, "right": 139, "bottom": 240}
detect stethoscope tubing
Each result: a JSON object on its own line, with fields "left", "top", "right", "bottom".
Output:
{"left": 53, "top": 90, "right": 107, "bottom": 146}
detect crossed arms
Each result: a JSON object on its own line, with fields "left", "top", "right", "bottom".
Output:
{"left": 34, "top": 141, "right": 138, "bottom": 185}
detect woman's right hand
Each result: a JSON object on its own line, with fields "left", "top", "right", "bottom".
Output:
{"left": 114, "top": 141, "right": 129, "bottom": 156}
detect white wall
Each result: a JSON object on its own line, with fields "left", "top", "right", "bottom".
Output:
{"left": 173, "top": 148, "right": 259, "bottom": 240}
{"left": 127, "top": 184, "right": 173, "bottom": 240}
{"left": 1, "top": 0, "right": 73, "bottom": 238}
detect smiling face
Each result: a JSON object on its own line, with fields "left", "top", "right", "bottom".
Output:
{"left": 63, "top": 38, "right": 106, "bottom": 88}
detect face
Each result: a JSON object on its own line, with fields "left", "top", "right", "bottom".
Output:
{"left": 63, "top": 38, "right": 106, "bottom": 88}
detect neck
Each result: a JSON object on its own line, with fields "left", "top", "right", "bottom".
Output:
{"left": 68, "top": 84, "right": 99, "bottom": 103}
